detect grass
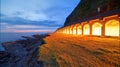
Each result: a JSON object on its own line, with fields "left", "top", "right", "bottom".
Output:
{"left": 37, "top": 34, "right": 120, "bottom": 67}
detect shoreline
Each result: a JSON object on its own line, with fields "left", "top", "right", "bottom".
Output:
{"left": 0, "top": 33, "right": 49, "bottom": 51}
{"left": 0, "top": 33, "right": 49, "bottom": 67}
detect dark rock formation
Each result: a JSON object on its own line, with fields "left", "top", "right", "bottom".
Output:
{"left": 0, "top": 51, "right": 10, "bottom": 63}
{"left": 0, "top": 34, "right": 47, "bottom": 67}
{"left": 64, "top": 0, "right": 120, "bottom": 26}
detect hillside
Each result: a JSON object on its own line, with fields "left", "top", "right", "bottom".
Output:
{"left": 37, "top": 34, "right": 120, "bottom": 67}
{"left": 64, "top": 0, "right": 120, "bottom": 26}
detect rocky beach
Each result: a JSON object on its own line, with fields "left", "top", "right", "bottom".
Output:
{"left": 0, "top": 34, "right": 48, "bottom": 67}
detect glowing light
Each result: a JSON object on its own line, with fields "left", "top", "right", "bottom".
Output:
{"left": 66, "top": 28, "right": 70, "bottom": 34}
{"left": 66, "top": 29, "right": 69, "bottom": 34}
{"left": 105, "top": 19, "right": 119, "bottom": 36}
{"left": 73, "top": 26, "right": 77, "bottom": 34}
{"left": 77, "top": 26, "right": 82, "bottom": 35}
{"left": 55, "top": 15, "right": 120, "bottom": 37}
{"left": 92, "top": 22, "right": 102, "bottom": 36}
{"left": 63, "top": 29, "right": 66, "bottom": 34}
{"left": 83, "top": 24, "right": 90, "bottom": 35}
{"left": 13, "top": 30, "right": 53, "bottom": 33}
{"left": 70, "top": 27, "right": 73, "bottom": 34}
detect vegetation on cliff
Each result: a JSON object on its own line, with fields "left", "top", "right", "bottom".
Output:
{"left": 64, "top": 0, "right": 120, "bottom": 26}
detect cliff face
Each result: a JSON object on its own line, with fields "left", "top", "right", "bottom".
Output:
{"left": 64, "top": 0, "right": 120, "bottom": 26}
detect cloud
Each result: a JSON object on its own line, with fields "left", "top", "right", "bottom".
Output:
{"left": 1, "top": 29, "right": 54, "bottom": 33}
{"left": 6, "top": 24, "right": 58, "bottom": 29}
{"left": 0, "top": 22, "right": 59, "bottom": 29}
{"left": 1, "top": 0, "right": 80, "bottom": 33}
{"left": 1, "top": 0, "right": 79, "bottom": 22}
{"left": 11, "top": 25, "right": 45, "bottom": 28}
{"left": 0, "top": 14, "right": 62, "bottom": 27}
{"left": 0, "top": 12, "right": 62, "bottom": 32}
{"left": 13, "top": 11, "right": 50, "bottom": 21}
{"left": 13, "top": 30, "right": 54, "bottom": 33}
{"left": 0, "top": 22, "right": 58, "bottom": 33}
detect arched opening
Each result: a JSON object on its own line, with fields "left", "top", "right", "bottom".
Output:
{"left": 66, "top": 28, "right": 69, "bottom": 34}
{"left": 83, "top": 24, "right": 90, "bottom": 35}
{"left": 63, "top": 29, "right": 66, "bottom": 34}
{"left": 70, "top": 27, "right": 73, "bottom": 34}
{"left": 77, "top": 25, "right": 82, "bottom": 35}
{"left": 61, "top": 30, "right": 64, "bottom": 34}
{"left": 105, "top": 19, "right": 119, "bottom": 36}
{"left": 73, "top": 26, "right": 77, "bottom": 34}
{"left": 92, "top": 22, "right": 102, "bottom": 36}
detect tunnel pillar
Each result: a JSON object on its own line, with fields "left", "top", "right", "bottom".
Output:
{"left": 76, "top": 26, "right": 78, "bottom": 35}
{"left": 76, "top": 25, "right": 79, "bottom": 35}
{"left": 81, "top": 24, "right": 84, "bottom": 36}
{"left": 72, "top": 26, "right": 74, "bottom": 35}
{"left": 101, "top": 21, "right": 105, "bottom": 37}
{"left": 76, "top": 24, "right": 80, "bottom": 35}
{"left": 89, "top": 23, "right": 92, "bottom": 36}
{"left": 118, "top": 17, "right": 120, "bottom": 38}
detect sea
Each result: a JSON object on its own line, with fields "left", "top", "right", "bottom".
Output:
{"left": 0, "top": 32, "right": 46, "bottom": 51}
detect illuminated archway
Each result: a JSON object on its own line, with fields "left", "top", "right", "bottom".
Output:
{"left": 70, "top": 27, "right": 73, "bottom": 34}
{"left": 92, "top": 22, "right": 102, "bottom": 36}
{"left": 83, "top": 24, "right": 90, "bottom": 35}
{"left": 61, "top": 29, "right": 64, "bottom": 33}
{"left": 73, "top": 26, "right": 77, "bottom": 34}
{"left": 77, "top": 25, "right": 82, "bottom": 35}
{"left": 105, "top": 19, "right": 119, "bottom": 36}
{"left": 63, "top": 29, "right": 66, "bottom": 34}
{"left": 66, "top": 28, "right": 69, "bottom": 34}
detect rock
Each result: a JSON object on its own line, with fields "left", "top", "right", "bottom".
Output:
{"left": 0, "top": 51, "right": 10, "bottom": 63}
{"left": 0, "top": 44, "right": 5, "bottom": 51}
{"left": 22, "top": 36, "right": 33, "bottom": 40}
{"left": 0, "top": 34, "right": 47, "bottom": 67}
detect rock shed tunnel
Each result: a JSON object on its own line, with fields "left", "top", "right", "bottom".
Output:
{"left": 56, "top": 14, "right": 120, "bottom": 37}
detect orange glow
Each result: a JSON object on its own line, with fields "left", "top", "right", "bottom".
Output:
{"left": 67, "top": 28, "right": 70, "bottom": 34}
{"left": 73, "top": 26, "right": 77, "bottom": 34}
{"left": 77, "top": 26, "right": 82, "bottom": 35}
{"left": 83, "top": 24, "right": 90, "bottom": 35}
{"left": 105, "top": 19, "right": 119, "bottom": 36}
{"left": 55, "top": 15, "right": 120, "bottom": 37}
{"left": 70, "top": 27, "right": 73, "bottom": 34}
{"left": 66, "top": 28, "right": 69, "bottom": 34}
{"left": 92, "top": 22, "right": 102, "bottom": 36}
{"left": 63, "top": 29, "right": 66, "bottom": 34}
{"left": 63, "top": 30, "right": 66, "bottom": 34}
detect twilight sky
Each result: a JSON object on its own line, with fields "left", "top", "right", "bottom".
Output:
{"left": 0, "top": 0, "right": 80, "bottom": 33}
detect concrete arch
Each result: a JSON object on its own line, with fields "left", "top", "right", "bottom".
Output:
{"left": 83, "top": 24, "right": 90, "bottom": 35}
{"left": 63, "top": 27, "right": 66, "bottom": 34}
{"left": 105, "top": 19, "right": 120, "bottom": 36}
{"left": 64, "top": 28, "right": 66, "bottom": 34}
{"left": 62, "top": 28, "right": 65, "bottom": 34}
{"left": 70, "top": 26, "right": 73, "bottom": 34}
{"left": 92, "top": 22, "right": 102, "bottom": 36}
{"left": 73, "top": 25, "right": 77, "bottom": 35}
{"left": 77, "top": 25, "right": 82, "bottom": 35}
{"left": 61, "top": 29, "right": 64, "bottom": 33}
{"left": 66, "top": 27, "right": 69, "bottom": 34}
